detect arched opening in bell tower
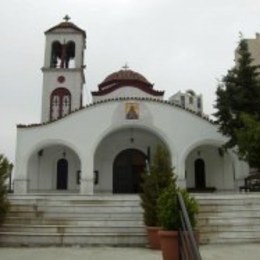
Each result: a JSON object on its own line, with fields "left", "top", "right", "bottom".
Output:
{"left": 50, "top": 41, "right": 76, "bottom": 68}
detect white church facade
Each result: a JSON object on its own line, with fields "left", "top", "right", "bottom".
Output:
{"left": 13, "top": 18, "right": 248, "bottom": 195}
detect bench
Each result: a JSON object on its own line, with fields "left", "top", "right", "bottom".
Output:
{"left": 239, "top": 172, "right": 260, "bottom": 192}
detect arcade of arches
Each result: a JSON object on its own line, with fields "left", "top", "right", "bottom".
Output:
{"left": 26, "top": 135, "right": 235, "bottom": 194}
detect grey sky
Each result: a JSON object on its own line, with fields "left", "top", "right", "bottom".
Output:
{"left": 1, "top": 0, "right": 260, "bottom": 162}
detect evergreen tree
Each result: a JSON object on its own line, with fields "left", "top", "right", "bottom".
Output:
{"left": 0, "top": 154, "right": 12, "bottom": 225}
{"left": 140, "top": 145, "right": 176, "bottom": 226}
{"left": 214, "top": 38, "right": 260, "bottom": 168}
{"left": 235, "top": 113, "right": 260, "bottom": 168}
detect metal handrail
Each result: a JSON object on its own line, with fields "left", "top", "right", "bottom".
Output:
{"left": 177, "top": 192, "right": 202, "bottom": 260}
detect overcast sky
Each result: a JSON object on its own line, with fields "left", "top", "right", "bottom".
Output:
{"left": 1, "top": 0, "right": 260, "bottom": 162}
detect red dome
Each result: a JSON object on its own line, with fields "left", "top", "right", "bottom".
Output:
{"left": 100, "top": 69, "right": 151, "bottom": 86}
{"left": 92, "top": 68, "right": 164, "bottom": 97}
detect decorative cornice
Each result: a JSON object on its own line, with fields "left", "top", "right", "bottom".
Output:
{"left": 41, "top": 68, "right": 84, "bottom": 72}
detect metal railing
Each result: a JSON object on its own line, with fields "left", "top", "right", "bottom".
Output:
{"left": 177, "top": 192, "right": 202, "bottom": 260}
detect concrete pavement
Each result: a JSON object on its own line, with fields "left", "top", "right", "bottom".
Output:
{"left": 200, "top": 243, "right": 260, "bottom": 260}
{"left": 0, "top": 244, "right": 260, "bottom": 260}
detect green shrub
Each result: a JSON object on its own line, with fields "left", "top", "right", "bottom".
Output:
{"left": 157, "top": 183, "right": 198, "bottom": 230}
{"left": 140, "top": 145, "right": 176, "bottom": 226}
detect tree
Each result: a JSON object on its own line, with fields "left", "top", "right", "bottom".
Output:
{"left": 214, "top": 38, "right": 260, "bottom": 168}
{"left": 235, "top": 113, "right": 260, "bottom": 168}
{"left": 140, "top": 145, "right": 176, "bottom": 226}
{"left": 0, "top": 154, "right": 12, "bottom": 225}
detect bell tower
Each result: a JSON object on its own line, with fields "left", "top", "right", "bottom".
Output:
{"left": 41, "top": 16, "right": 86, "bottom": 122}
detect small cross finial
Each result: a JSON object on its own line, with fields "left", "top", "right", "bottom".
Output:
{"left": 63, "top": 15, "right": 71, "bottom": 22}
{"left": 122, "top": 63, "right": 129, "bottom": 70}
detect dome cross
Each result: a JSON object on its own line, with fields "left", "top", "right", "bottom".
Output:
{"left": 63, "top": 15, "right": 71, "bottom": 22}
{"left": 122, "top": 63, "right": 129, "bottom": 70}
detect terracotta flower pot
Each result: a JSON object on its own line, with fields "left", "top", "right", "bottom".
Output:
{"left": 159, "top": 230, "right": 179, "bottom": 260}
{"left": 146, "top": 226, "right": 161, "bottom": 249}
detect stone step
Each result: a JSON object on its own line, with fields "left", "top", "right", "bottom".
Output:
{"left": 200, "top": 236, "right": 260, "bottom": 244}
{"left": 200, "top": 231, "right": 260, "bottom": 244}
{"left": 4, "top": 217, "right": 144, "bottom": 225}
{"left": 198, "top": 224, "right": 260, "bottom": 232}
{"left": 7, "top": 211, "right": 143, "bottom": 219}
{"left": 8, "top": 194, "right": 141, "bottom": 203}
{"left": 197, "top": 216, "right": 260, "bottom": 226}
{"left": 198, "top": 204, "right": 260, "bottom": 212}
{"left": 9, "top": 200, "right": 141, "bottom": 207}
{"left": 198, "top": 211, "right": 260, "bottom": 218}
{"left": 0, "top": 224, "right": 145, "bottom": 234}
{"left": 193, "top": 193, "right": 260, "bottom": 200}
{"left": 9, "top": 205, "right": 142, "bottom": 214}
{"left": 0, "top": 232, "right": 147, "bottom": 246}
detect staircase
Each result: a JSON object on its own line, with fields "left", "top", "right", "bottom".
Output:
{"left": 0, "top": 194, "right": 147, "bottom": 247}
{"left": 195, "top": 193, "right": 260, "bottom": 244}
{"left": 2, "top": 193, "right": 260, "bottom": 246}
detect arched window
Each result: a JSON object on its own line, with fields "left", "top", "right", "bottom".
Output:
{"left": 57, "top": 158, "right": 68, "bottom": 190}
{"left": 50, "top": 88, "right": 71, "bottom": 120}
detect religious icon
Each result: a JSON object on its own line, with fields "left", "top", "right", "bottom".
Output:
{"left": 125, "top": 103, "right": 139, "bottom": 119}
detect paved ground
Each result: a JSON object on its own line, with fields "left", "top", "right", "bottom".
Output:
{"left": 0, "top": 244, "right": 260, "bottom": 260}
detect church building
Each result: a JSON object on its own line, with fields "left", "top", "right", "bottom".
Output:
{"left": 13, "top": 18, "right": 248, "bottom": 195}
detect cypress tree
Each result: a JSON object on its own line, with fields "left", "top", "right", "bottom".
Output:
{"left": 214, "top": 38, "right": 260, "bottom": 168}
{"left": 140, "top": 145, "right": 176, "bottom": 226}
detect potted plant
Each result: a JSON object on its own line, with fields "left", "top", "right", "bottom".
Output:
{"left": 140, "top": 145, "right": 175, "bottom": 249}
{"left": 157, "top": 183, "right": 198, "bottom": 260}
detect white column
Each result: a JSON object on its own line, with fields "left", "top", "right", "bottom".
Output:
{"left": 175, "top": 153, "right": 187, "bottom": 188}
{"left": 80, "top": 155, "right": 94, "bottom": 195}
{"left": 13, "top": 155, "right": 28, "bottom": 194}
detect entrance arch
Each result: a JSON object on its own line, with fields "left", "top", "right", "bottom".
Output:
{"left": 94, "top": 126, "right": 171, "bottom": 194}
{"left": 185, "top": 144, "right": 235, "bottom": 191}
{"left": 113, "top": 149, "right": 146, "bottom": 194}
{"left": 27, "top": 144, "right": 81, "bottom": 192}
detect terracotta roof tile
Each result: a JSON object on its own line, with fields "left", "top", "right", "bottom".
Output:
{"left": 100, "top": 69, "right": 151, "bottom": 86}
{"left": 45, "top": 21, "right": 86, "bottom": 37}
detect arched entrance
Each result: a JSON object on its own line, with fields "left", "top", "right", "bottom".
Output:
{"left": 195, "top": 159, "right": 206, "bottom": 189}
{"left": 27, "top": 144, "right": 81, "bottom": 192}
{"left": 113, "top": 149, "right": 146, "bottom": 194}
{"left": 185, "top": 144, "right": 235, "bottom": 191}
{"left": 57, "top": 158, "right": 68, "bottom": 190}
